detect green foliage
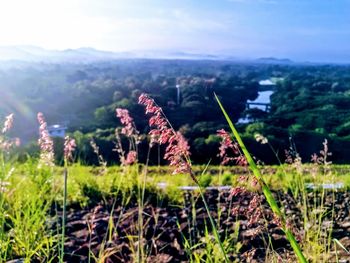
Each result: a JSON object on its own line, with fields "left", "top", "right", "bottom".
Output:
{"left": 244, "top": 122, "right": 265, "bottom": 136}
{"left": 3, "top": 60, "right": 350, "bottom": 164}
{"left": 199, "top": 174, "right": 212, "bottom": 188}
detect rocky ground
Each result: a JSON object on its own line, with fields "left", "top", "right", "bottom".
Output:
{"left": 58, "top": 189, "right": 350, "bottom": 262}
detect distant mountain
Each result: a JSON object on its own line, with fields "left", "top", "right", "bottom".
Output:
{"left": 0, "top": 45, "right": 298, "bottom": 64}
{"left": 159, "top": 51, "right": 222, "bottom": 60}
{"left": 0, "top": 46, "right": 38, "bottom": 61}
{"left": 0, "top": 46, "right": 137, "bottom": 63}
{"left": 0, "top": 46, "right": 240, "bottom": 64}
{"left": 255, "top": 57, "right": 294, "bottom": 64}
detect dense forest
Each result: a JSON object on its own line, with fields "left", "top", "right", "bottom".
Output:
{"left": 1, "top": 59, "right": 350, "bottom": 164}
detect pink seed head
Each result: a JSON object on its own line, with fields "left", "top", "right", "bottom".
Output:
{"left": 217, "top": 129, "right": 245, "bottom": 166}
{"left": 64, "top": 136, "right": 76, "bottom": 163}
{"left": 115, "top": 108, "right": 139, "bottom": 138}
{"left": 2, "top": 113, "right": 14, "bottom": 134}
{"left": 37, "top": 112, "right": 55, "bottom": 167}
{"left": 123, "top": 150, "right": 137, "bottom": 165}
{"left": 139, "top": 93, "right": 192, "bottom": 175}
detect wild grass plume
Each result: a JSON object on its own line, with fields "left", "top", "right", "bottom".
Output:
{"left": 37, "top": 112, "right": 55, "bottom": 167}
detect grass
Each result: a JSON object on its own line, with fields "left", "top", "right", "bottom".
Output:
{"left": 0, "top": 159, "right": 348, "bottom": 261}
{"left": 1, "top": 106, "right": 350, "bottom": 262}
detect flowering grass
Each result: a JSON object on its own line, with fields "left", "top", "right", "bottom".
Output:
{"left": 139, "top": 93, "right": 230, "bottom": 262}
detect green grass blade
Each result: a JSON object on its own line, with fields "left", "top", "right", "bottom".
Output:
{"left": 214, "top": 93, "right": 307, "bottom": 263}
{"left": 61, "top": 168, "right": 68, "bottom": 263}
{"left": 195, "top": 159, "right": 229, "bottom": 262}
{"left": 333, "top": 238, "right": 350, "bottom": 254}
{"left": 198, "top": 187, "right": 229, "bottom": 263}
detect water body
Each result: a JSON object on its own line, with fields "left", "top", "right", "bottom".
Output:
{"left": 238, "top": 90, "right": 274, "bottom": 123}
{"left": 247, "top": 90, "right": 274, "bottom": 109}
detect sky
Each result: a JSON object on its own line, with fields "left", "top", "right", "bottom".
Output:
{"left": 0, "top": 0, "right": 349, "bottom": 62}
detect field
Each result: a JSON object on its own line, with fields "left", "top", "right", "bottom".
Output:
{"left": 1, "top": 161, "right": 350, "bottom": 262}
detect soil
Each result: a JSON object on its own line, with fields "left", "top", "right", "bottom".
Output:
{"left": 56, "top": 189, "right": 350, "bottom": 262}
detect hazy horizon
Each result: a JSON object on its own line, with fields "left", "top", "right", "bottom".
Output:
{"left": 0, "top": 0, "right": 349, "bottom": 63}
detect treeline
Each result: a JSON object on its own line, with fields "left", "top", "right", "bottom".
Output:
{"left": 1, "top": 60, "right": 350, "bottom": 164}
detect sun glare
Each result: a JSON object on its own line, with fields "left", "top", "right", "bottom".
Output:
{"left": 0, "top": 0, "right": 110, "bottom": 50}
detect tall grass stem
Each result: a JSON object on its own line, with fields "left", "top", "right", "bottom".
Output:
{"left": 214, "top": 93, "right": 307, "bottom": 263}
{"left": 61, "top": 168, "right": 68, "bottom": 263}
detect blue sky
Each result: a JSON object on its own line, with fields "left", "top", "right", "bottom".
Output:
{"left": 0, "top": 0, "right": 349, "bottom": 62}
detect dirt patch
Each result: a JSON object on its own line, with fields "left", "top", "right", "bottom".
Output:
{"left": 57, "top": 189, "right": 350, "bottom": 262}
